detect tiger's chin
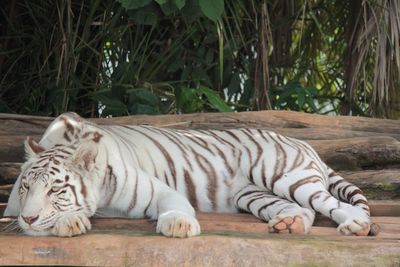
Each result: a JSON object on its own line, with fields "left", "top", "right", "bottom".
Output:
{"left": 21, "top": 213, "right": 92, "bottom": 237}
{"left": 23, "top": 228, "right": 53, "bottom": 236}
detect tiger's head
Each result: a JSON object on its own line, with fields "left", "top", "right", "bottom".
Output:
{"left": 16, "top": 138, "right": 99, "bottom": 236}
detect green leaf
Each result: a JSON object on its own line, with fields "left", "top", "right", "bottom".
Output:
{"left": 155, "top": 0, "right": 167, "bottom": 4}
{"left": 160, "top": 1, "right": 179, "bottom": 15}
{"left": 132, "top": 103, "right": 160, "bottom": 115}
{"left": 117, "top": 0, "right": 152, "bottom": 10}
{"left": 129, "top": 88, "right": 160, "bottom": 105}
{"left": 198, "top": 86, "right": 231, "bottom": 112}
{"left": 192, "top": 68, "right": 212, "bottom": 87}
{"left": 205, "top": 49, "right": 214, "bottom": 64}
{"left": 227, "top": 72, "right": 241, "bottom": 98}
{"left": 297, "top": 91, "right": 305, "bottom": 108}
{"left": 128, "top": 4, "right": 159, "bottom": 26}
{"left": 199, "top": 0, "right": 224, "bottom": 21}
{"left": 181, "top": 0, "right": 202, "bottom": 16}
{"left": 174, "top": 0, "right": 186, "bottom": 9}
{"left": 128, "top": 88, "right": 161, "bottom": 115}
{"left": 92, "top": 94, "right": 128, "bottom": 116}
{"left": 175, "top": 87, "right": 203, "bottom": 113}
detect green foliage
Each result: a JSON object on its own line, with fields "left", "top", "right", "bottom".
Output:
{"left": 175, "top": 86, "right": 231, "bottom": 113}
{"left": 1, "top": 0, "right": 398, "bottom": 118}
{"left": 116, "top": 0, "right": 223, "bottom": 21}
{"left": 119, "top": 0, "right": 152, "bottom": 9}
{"left": 272, "top": 81, "right": 319, "bottom": 113}
{"left": 198, "top": 0, "right": 224, "bottom": 21}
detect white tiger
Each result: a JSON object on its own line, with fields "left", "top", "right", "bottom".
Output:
{"left": 4, "top": 112, "right": 373, "bottom": 237}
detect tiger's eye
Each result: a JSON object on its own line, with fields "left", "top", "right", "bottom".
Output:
{"left": 47, "top": 186, "right": 63, "bottom": 196}
{"left": 51, "top": 186, "right": 63, "bottom": 192}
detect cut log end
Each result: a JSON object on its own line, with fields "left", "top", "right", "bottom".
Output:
{"left": 368, "top": 223, "right": 381, "bottom": 236}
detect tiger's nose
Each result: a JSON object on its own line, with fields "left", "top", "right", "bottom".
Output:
{"left": 22, "top": 215, "right": 39, "bottom": 225}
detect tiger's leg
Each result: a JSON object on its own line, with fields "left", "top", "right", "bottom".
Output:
{"left": 133, "top": 171, "right": 201, "bottom": 238}
{"left": 275, "top": 172, "right": 371, "bottom": 236}
{"left": 233, "top": 184, "right": 315, "bottom": 234}
{"left": 327, "top": 169, "right": 370, "bottom": 216}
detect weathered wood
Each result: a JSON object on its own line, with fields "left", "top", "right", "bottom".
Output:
{"left": 0, "top": 214, "right": 398, "bottom": 238}
{"left": 341, "top": 170, "right": 400, "bottom": 200}
{"left": 2, "top": 163, "right": 398, "bottom": 200}
{"left": 0, "top": 213, "right": 399, "bottom": 266}
{"left": 1, "top": 111, "right": 400, "bottom": 137}
{"left": 1, "top": 112, "right": 400, "bottom": 170}
{"left": 308, "top": 136, "right": 400, "bottom": 170}
{"left": 0, "top": 162, "right": 20, "bottom": 184}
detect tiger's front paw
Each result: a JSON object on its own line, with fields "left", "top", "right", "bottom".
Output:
{"left": 51, "top": 213, "right": 91, "bottom": 237}
{"left": 156, "top": 210, "right": 201, "bottom": 238}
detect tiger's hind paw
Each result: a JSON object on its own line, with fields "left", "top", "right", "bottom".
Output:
{"left": 51, "top": 213, "right": 91, "bottom": 237}
{"left": 337, "top": 218, "right": 370, "bottom": 236}
{"left": 156, "top": 210, "right": 201, "bottom": 238}
{"left": 268, "top": 215, "right": 307, "bottom": 235}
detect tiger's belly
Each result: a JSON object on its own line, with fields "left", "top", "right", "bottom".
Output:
{"left": 137, "top": 149, "right": 244, "bottom": 213}
{"left": 141, "top": 162, "right": 243, "bottom": 213}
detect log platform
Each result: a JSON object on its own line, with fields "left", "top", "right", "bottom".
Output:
{"left": 0, "top": 111, "right": 399, "bottom": 266}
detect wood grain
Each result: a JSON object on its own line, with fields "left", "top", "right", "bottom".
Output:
{"left": 0, "top": 213, "right": 399, "bottom": 266}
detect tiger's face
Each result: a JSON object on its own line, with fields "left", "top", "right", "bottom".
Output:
{"left": 17, "top": 139, "right": 97, "bottom": 236}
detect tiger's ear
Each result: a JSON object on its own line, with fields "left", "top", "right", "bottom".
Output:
{"left": 73, "top": 141, "right": 98, "bottom": 172}
{"left": 24, "top": 137, "right": 45, "bottom": 159}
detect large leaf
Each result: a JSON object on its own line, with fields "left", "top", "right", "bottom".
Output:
{"left": 155, "top": 0, "right": 167, "bottom": 4}
{"left": 175, "top": 87, "right": 204, "bottom": 113}
{"left": 92, "top": 94, "right": 128, "bottom": 116}
{"left": 117, "top": 0, "right": 152, "bottom": 10}
{"left": 198, "top": 86, "right": 231, "bottom": 112}
{"left": 181, "top": 0, "right": 202, "bottom": 17}
{"left": 198, "top": 0, "right": 224, "bottom": 21}
{"left": 160, "top": 1, "right": 179, "bottom": 15}
{"left": 128, "top": 88, "right": 162, "bottom": 115}
{"left": 128, "top": 4, "right": 159, "bottom": 25}
{"left": 174, "top": 0, "right": 186, "bottom": 9}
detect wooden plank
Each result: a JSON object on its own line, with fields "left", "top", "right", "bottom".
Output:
{"left": 1, "top": 211, "right": 399, "bottom": 237}
{"left": 370, "top": 200, "right": 400, "bottom": 216}
{"left": 0, "top": 214, "right": 399, "bottom": 266}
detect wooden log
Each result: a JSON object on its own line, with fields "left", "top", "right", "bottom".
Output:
{"left": 0, "top": 112, "right": 400, "bottom": 170}
{"left": 1, "top": 111, "right": 400, "bottom": 137}
{"left": 0, "top": 213, "right": 399, "bottom": 266}
{"left": 308, "top": 136, "right": 400, "bottom": 170}
{"left": 0, "top": 136, "right": 43, "bottom": 164}
{"left": 341, "top": 170, "right": 400, "bottom": 200}
{"left": 0, "top": 162, "right": 20, "bottom": 184}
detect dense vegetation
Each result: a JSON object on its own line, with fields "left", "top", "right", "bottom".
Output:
{"left": 1, "top": 0, "right": 399, "bottom": 118}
